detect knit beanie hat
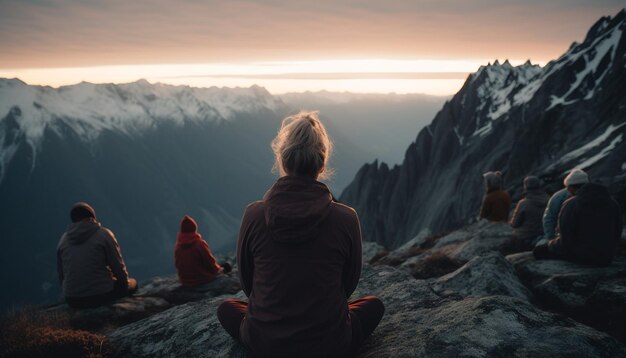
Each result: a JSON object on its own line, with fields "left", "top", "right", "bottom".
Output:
{"left": 180, "top": 215, "right": 198, "bottom": 233}
{"left": 70, "top": 202, "right": 96, "bottom": 223}
{"left": 523, "top": 176, "right": 541, "bottom": 191}
{"left": 563, "top": 169, "right": 588, "bottom": 186}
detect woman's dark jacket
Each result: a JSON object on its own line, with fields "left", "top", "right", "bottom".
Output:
{"left": 237, "top": 176, "right": 362, "bottom": 357}
{"left": 550, "top": 183, "right": 622, "bottom": 266}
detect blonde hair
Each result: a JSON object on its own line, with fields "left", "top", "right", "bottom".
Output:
{"left": 271, "top": 111, "right": 333, "bottom": 180}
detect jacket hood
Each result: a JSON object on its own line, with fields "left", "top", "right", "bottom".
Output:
{"left": 483, "top": 171, "right": 503, "bottom": 192}
{"left": 64, "top": 218, "right": 101, "bottom": 244}
{"left": 176, "top": 232, "right": 202, "bottom": 248}
{"left": 263, "top": 176, "right": 333, "bottom": 244}
{"left": 576, "top": 183, "right": 611, "bottom": 204}
{"left": 524, "top": 189, "right": 549, "bottom": 207}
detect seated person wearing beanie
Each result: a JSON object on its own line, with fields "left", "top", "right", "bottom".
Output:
{"left": 534, "top": 181, "right": 622, "bottom": 266}
{"left": 479, "top": 171, "right": 512, "bottom": 222}
{"left": 57, "top": 202, "right": 138, "bottom": 308}
{"left": 175, "top": 215, "right": 230, "bottom": 290}
{"left": 538, "top": 168, "right": 589, "bottom": 245}
{"left": 509, "top": 176, "right": 549, "bottom": 252}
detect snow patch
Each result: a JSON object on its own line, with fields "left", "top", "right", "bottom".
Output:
{"left": 547, "top": 25, "right": 622, "bottom": 110}
{"left": 558, "top": 123, "right": 625, "bottom": 164}
{"left": 575, "top": 134, "right": 623, "bottom": 170}
{"left": 473, "top": 122, "right": 493, "bottom": 137}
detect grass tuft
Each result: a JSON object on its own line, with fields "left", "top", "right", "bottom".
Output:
{"left": 0, "top": 306, "right": 114, "bottom": 358}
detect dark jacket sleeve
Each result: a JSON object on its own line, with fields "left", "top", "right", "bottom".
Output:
{"left": 343, "top": 211, "right": 363, "bottom": 298}
{"left": 199, "top": 240, "right": 221, "bottom": 274}
{"left": 556, "top": 198, "right": 576, "bottom": 254}
{"left": 510, "top": 200, "right": 525, "bottom": 228}
{"left": 103, "top": 229, "right": 130, "bottom": 288}
{"left": 237, "top": 205, "right": 256, "bottom": 297}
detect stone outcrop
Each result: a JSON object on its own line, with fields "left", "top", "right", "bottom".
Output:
{"left": 108, "top": 264, "right": 626, "bottom": 357}
{"left": 508, "top": 252, "right": 626, "bottom": 340}
{"left": 45, "top": 273, "right": 240, "bottom": 331}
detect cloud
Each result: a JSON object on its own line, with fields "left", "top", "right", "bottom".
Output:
{"left": 0, "top": 0, "right": 623, "bottom": 68}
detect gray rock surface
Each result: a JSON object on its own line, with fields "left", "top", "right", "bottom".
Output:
{"left": 108, "top": 265, "right": 626, "bottom": 357}
{"left": 432, "top": 253, "right": 531, "bottom": 300}
{"left": 507, "top": 252, "right": 626, "bottom": 340}
{"left": 45, "top": 273, "right": 240, "bottom": 331}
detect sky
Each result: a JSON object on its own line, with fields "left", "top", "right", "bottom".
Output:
{"left": 0, "top": 0, "right": 623, "bottom": 95}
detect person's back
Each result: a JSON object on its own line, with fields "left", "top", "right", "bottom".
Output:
{"left": 480, "top": 171, "right": 511, "bottom": 222}
{"left": 217, "top": 112, "right": 384, "bottom": 358}
{"left": 57, "top": 202, "right": 137, "bottom": 308}
{"left": 509, "top": 176, "right": 549, "bottom": 251}
{"left": 541, "top": 188, "right": 570, "bottom": 241}
{"left": 557, "top": 183, "right": 622, "bottom": 266}
{"left": 540, "top": 168, "right": 589, "bottom": 243}
{"left": 238, "top": 177, "right": 359, "bottom": 356}
{"left": 174, "top": 215, "right": 223, "bottom": 287}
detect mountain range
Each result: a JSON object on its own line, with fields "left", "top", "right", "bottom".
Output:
{"left": 340, "top": 9, "right": 626, "bottom": 248}
{"left": 0, "top": 79, "right": 440, "bottom": 308}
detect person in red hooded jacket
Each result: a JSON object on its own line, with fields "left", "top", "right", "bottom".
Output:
{"left": 175, "top": 215, "right": 226, "bottom": 287}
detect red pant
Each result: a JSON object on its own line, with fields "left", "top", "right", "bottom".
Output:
{"left": 217, "top": 296, "right": 384, "bottom": 356}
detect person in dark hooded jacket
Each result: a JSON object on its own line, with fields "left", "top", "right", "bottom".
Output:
{"left": 534, "top": 183, "right": 622, "bottom": 266}
{"left": 57, "top": 202, "right": 137, "bottom": 308}
{"left": 175, "top": 215, "right": 227, "bottom": 288}
{"left": 479, "top": 171, "right": 511, "bottom": 222}
{"left": 509, "top": 176, "right": 549, "bottom": 251}
{"left": 217, "top": 112, "right": 384, "bottom": 358}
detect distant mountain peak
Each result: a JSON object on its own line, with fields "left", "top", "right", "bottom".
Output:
{"left": 340, "top": 10, "right": 626, "bottom": 248}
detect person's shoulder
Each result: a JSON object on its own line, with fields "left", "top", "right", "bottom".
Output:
{"left": 244, "top": 200, "right": 264, "bottom": 215}
{"left": 241, "top": 200, "right": 266, "bottom": 224}
{"left": 330, "top": 201, "right": 359, "bottom": 221}
{"left": 96, "top": 226, "right": 118, "bottom": 242}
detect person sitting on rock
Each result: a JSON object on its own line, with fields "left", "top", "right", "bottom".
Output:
{"left": 533, "top": 182, "right": 622, "bottom": 266}
{"left": 509, "top": 176, "right": 549, "bottom": 252}
{"left": 57, "top": 202, "right": 138, "bottom": 308}
{"left": 538, "top": 168, "right": 589, "bottom": 246}
{"left": 217, "top": 111, "right": 385, "bottom": 357}
{"left": 175, "top": 215, "right": 231, "bottom": 291}
{"left": 479, "top": 171, "right": 511, "bottom": 222}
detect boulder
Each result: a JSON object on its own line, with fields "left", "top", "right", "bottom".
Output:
{"left": 137, "top": 273, "right": 241, "bottom": 305}
{"left": 433, "top": 221, "right": 512, "bottom": 261}
{"left": 507, "top": 252, "right": 626, "bottom": 340}
{"left": 432, "top": 253, "right": 531, "bottom": 300}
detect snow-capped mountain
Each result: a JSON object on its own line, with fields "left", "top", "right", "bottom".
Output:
{"left": 0, "top": 79, "right": 282, "bottom": 183}
{"left": 0, "top": 78, "right": 442, "bottom": 308}
{"left": 0, "top": 80, "right": 289, "bottom": 308}
{"left": 340, "top": 9, "right": 626, "bottom": 249}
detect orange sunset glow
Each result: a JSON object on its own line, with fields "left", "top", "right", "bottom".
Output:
{"left": 1, "top": 1, "right": 623, "bottom": 94}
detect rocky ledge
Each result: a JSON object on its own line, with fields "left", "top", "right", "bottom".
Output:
{"left": 45, "top": 273, "right": 241, "bottom": 331}
{"left": 105, "top": 222, "right": 626, "bottom": 357}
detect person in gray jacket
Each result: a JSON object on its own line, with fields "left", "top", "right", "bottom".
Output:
{"left": 57, "top": 202, "right": 137, "bottom": 308}
{"left": 509, "top": 176, "right": 549, "bottom": 251}
{"left": 538, "top": 169, "right": 588, "bottom": 245}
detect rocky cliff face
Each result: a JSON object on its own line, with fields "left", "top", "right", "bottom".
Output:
{"left": 340, "top": 10, "right": 626, "bottom": 248}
